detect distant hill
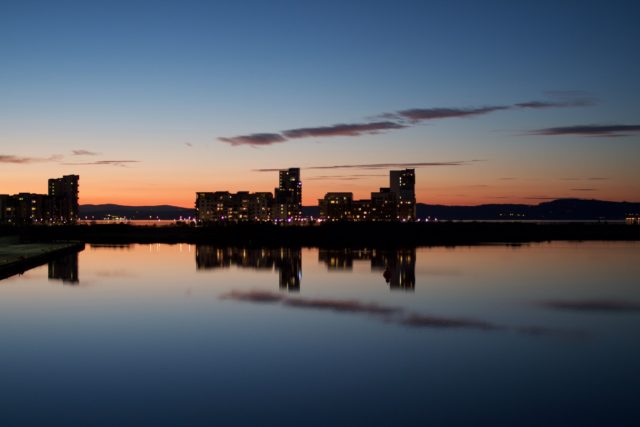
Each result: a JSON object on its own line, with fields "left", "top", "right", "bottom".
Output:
{"left": 416, "top": 199, "right": 640, "bottom": 220}
{"left": 80, "top": 199, "right": 640, "bottom": 221}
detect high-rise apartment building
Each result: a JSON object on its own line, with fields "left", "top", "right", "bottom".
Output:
{"left": 390, "top": 169, "right": 416, "bottom": 220}
{"left": 274, "top": 167, "right": 302, "bottom": 221}
{"left": 195, "top": 167, "right": 301, "bottom": 223}
{"left": 48, "top": 175, "right": 80, "bottom": 222}
{"left": 0, "top": 175, "right": 79, "bottom": 224}
{"left": 318, "top": 169, "right": 416, "bottom": 222}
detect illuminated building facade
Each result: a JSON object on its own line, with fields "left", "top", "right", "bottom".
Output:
{"left": 273, "top": 167, "right": 302, "bottom": 221}
{"left": 195, "top": 191, "right": 274, "bottom": 222}
{"left": 319, "top": 192, "right": 353, "bottom": 221}
{"left": 48, "top": 175, "right": 80, "bottom": 222}
{"left": 318, "top": 169, "right": 416, "bottom": 221}
{"left": 0, "top": 175, "right": 79, "bottom": 225}
{"left": 196, "top": 167, "right": 301, "bottom": 223}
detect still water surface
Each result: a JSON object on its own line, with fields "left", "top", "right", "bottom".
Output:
{"left": 1, "top": 242, "right": 639, "bottom": 426}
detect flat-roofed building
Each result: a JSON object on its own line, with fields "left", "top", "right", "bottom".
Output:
{"left": 319, "top": 192, "right": 353, "bottom": 221}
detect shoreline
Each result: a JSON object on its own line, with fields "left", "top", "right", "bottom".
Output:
{"left": 0, "top": 240, "right": 85, "bottom": 280}
{"left": 3, "top": 222, "right": 640, "bottom": 247}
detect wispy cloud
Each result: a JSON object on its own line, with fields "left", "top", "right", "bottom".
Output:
{"left": 306, "top": 174, "right": 387, "bottom": 181}
{"left": 538, "top": 299, "right": 640, "bottom": 312}
{"left": 498, "top": 177, "right": 517, "bottom": 181}
{"left": 515, "top": 100, "right": 595, "bottom": 109}
{"left": 72, "top": 149, "right": 99, "bottom": 156}
{"left": 61, "top": 160, "right": 140, "bottom": 167}
{"left": 185, "top": 142, "right": 193, "bottom": 148}
{"left": 0, "top": 154, "right": 62, "bottom": 164}
{"left": 219, "top": 93, "right": 595, "bottom": 146}
{"left": 282, "top": 121, "right": 406, "bottom": 138}
{"left": 254, "top": 161, "right": 477, "bottom": 172}
{"left": 386, "top": 106, "right": 509, "bottom": 122}
{"left": 528, "top": 124, "right": 640, "bottom": 137}
{"left": 570, "top": 188, "right": 597, "bottom": 191}
{"left": 523, "top": 196, "right": 559, "bottom": 200}
{"left": 219, "top": 133, "right": 287, "bottom": 146}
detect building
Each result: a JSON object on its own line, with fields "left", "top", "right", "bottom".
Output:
{"left": 48, "top": 175, "right": 80, "bottom": 222}
{"left": 627, "top": 214, "right": 640, "bottom": 225}
{"left": 390, "top": 169, "right": 416, "bottom": 221}
{"left": 0, "top": 175, "right": 79, "bottom": 225}
{"left": 318, "top": 169, "right": 416, "bottom": 222}
{"left": 274, "top": 167, "right": 302, "bottom": 221}
{"left": 195, "top": 191, "right": 274, "bottom": 223}
{"left": 195, "top": 167, "right": 301, "bottom": 224}
{"left": 319, "top": 192, "right": 353, "bottom": 221}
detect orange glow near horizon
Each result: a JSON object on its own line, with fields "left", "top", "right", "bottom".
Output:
{"left": 2, "top": 163, "right": 639, "bottom": 209}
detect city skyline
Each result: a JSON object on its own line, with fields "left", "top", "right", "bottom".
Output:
{"left": 2, "top": 1, "right": 639, "bottom": 207}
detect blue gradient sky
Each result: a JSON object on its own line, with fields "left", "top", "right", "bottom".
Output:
{"left": 1, "top": 0, "right": 639, "bottom": 206}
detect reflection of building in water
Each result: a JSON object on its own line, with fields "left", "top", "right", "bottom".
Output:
{"left": 48, "top": 252, "right": 79, "bottom": 284}
{"left": 372, "top": 249, "right": 416, "bottom": 291}
{"left": 318, "top": 249, "right": 375, "bottom": 270}
{"left": 196, "top": 246, "right": 301, "bottom": 291}
{"left": 319, "top": 248, "right": 416, "bottom": 291}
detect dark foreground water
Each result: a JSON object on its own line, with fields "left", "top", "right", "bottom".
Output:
{"left": 1, "top": 242, "right": 639, "bottom": 426}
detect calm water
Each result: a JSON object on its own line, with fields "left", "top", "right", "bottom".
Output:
{"left": 1, "top": 242, "right": 639, "bottom": 426}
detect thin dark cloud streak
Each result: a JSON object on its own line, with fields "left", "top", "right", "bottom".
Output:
{"left": 388, "top": 106, "right": 509, "bottom": 122}
{"left": 72, "top": 149, "right": 99, "bottom": 156}
{"left": 0, "top": 154, "right": 62, "bottom": 164}
{"left": 570, "top": 188, "right": 597, "bottom": 191}
{"left": 515, "top": 99, "right": 595, "bottom": 109}
{"left": 528, "top": 124, "right": 640, "bottom": 137}
{"left": 306, "top": 174, "right": 387, "bottom": 181}
{"left": 254, "top": 161, "right": 475, "bottom": 172}
{"left": 282, "top": 121, "right": 406, "bottom": 138}
{"left": 61, "top": 160, "right": 140, "bottom": 167}
{"left": 220, "top": 94, "right": 595, "bottom": 146}
{"left": 219, "top": 133, "right": 286, "bottom": 146}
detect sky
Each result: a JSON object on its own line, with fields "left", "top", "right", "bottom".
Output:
{"left": 1, "top": 0, "right": 639, "bottom": 207}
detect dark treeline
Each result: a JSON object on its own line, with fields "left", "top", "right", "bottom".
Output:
{"left": 4, "top": 222, "right": 640, "bottom": 247}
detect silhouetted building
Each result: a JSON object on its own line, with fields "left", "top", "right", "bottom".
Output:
{"left": 317, "top": 169, "right": 416, "bottom": 222}
{"left": 371, "top": 188, "right": 397, "bottom": 221}
{"left": 48, "top": 252, "right": 79, "bottom": 284}
{"left": 196, "top": 191, "right": 274, "bottom": 222}
{"left": 195, "top": 168, "right": 301, "bottom": 223}
{"left": 319, "top": 192, "right": 353, "bottom": 221}
{"left": 274, "top": 168, "right": 302, "bottom": 221}
{"left": 627, "top": 214, "right": 640, "bottom": 225}
{"left": 0, "top": 175, "right": 79, "bottom": 224}
{"left": 390, "top": 169, "right": 416, "bottom": 220}
{"left": 49, "top": 175, "right": 80, "bottom": 222}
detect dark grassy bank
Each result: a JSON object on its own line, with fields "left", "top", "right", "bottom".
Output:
{"left": 0, "top": 239, "right": 85, "bottom": 280}
{"left": 3, "top": 222, "right": 640, "bottom": 247}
